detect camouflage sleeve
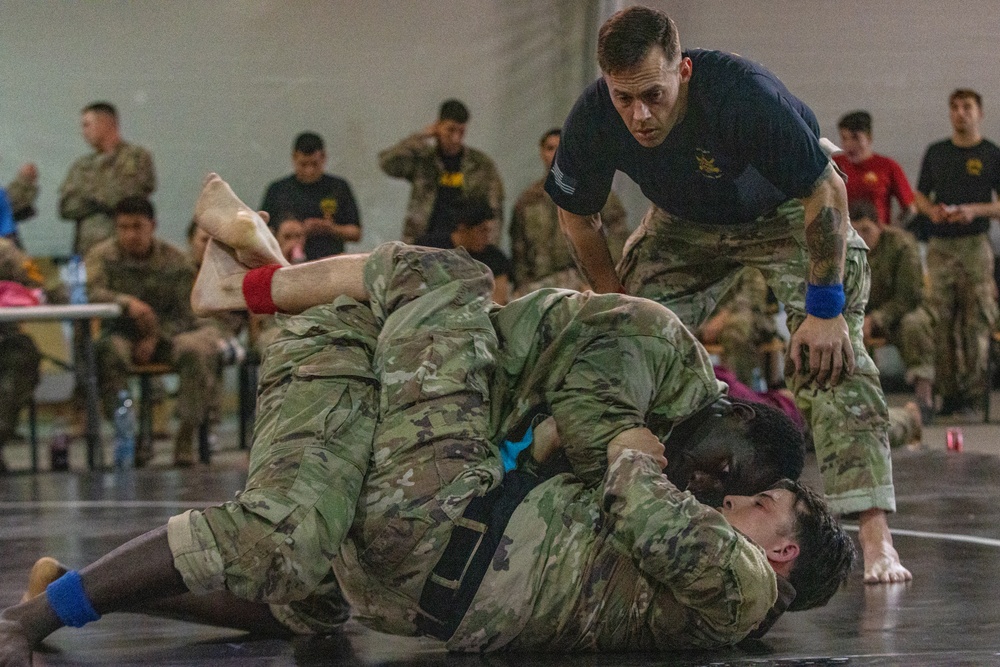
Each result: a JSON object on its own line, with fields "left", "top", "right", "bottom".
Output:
{"left": 600, "top": 191, "right": 629, "bottom": 264}
{"left": 604, "top": 449, "right": 777, "bottom": 647}
{"left": 378, "top": 133, "right": 430, "bottom": 181}
{"left": 6, "top": 174, "right": 38, "bottom": 214}
{"left": 870, "top": 241, "right": 923, "bottom": 333}
{"left": 59, "top": 158, "right": 102, "bottom": 222}
{"left": 84, "top": 246, "right": 131, "bottom": 308}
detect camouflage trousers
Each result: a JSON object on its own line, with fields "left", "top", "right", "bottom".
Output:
{"left": 619, "top": 199, "right": 894, "bottom": 514}
{"left": 95, "top": 325, "right": 221, "bottom": 427}
{"left": 925, "top": 234, "right": 998, "bottom": 404}
{"left": 0, "top": 331, "right": 41, "bottom": 446}
{"left": 167, "top": 243, "right": 500, "bottom": 635}
{"left": 877, "top": 307, "right": 935, "bottom": 385}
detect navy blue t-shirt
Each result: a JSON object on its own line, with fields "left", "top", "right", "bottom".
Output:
{"left": 916, "top": 138, "right": 1000, "bottom": 238}
{"left": 546, "top": 49, "right": 829, "bottom": 226}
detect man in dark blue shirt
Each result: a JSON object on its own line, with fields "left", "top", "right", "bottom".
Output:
{"left": 546, "top": 5, "right": 908, "bottom": 584}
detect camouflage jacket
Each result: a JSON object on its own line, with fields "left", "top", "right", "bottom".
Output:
{"left": 58, "top": 141, "right": 156, "bottom": 224}
{"left": 84, "top": 237, "right": 195, "bottom": 339}
{"left": 378, "top": 133, "right": 504, "bottom": 243}
{"left": 866, "top": 227, "right": 924, "bottom": 333}
{"left": 509, "top": 178, "right": 628, "bottom": 294}
{"left": 338, "top": 269, "right": 775, "bottom": 650}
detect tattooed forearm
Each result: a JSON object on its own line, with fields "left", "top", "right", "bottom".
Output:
{"left": 805, "top": 206, "right": 846, "bottom": 285}
{"left": 566, "top": 219, "right": 608, "bottom": 288}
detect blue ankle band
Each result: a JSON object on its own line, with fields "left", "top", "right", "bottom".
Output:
{"left": 45, "top": 570, "right": 101, "bottom": 628}
{"left": 805, "top": 283, "right": 845, "bottom": 319}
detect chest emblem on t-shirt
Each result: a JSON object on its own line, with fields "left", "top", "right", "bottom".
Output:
{"left": 439, "top": 171, "right": 465, "bottom": 188}
{"left": 695, "top": 148, "right": 722, "bottom": 179}
{"left": 320, "top": 198, "right": 338, "bottom": 218}
{"left": 967, "top": 158, "right": 983, "bottom": 176}
{"left": 863, "top": 171, "right": 879, "bottom": 185}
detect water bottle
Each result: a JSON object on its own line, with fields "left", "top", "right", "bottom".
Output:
{"left": 67, "top": 255, "right": 88, "bottom": 305}
{"left": 49, "top": 418, "right": 70, "bottom": 471}
{"left": 113, "top": 389, "right": 137, "bottom": 469}
{"left": 751, "top": 367, "right": 768, "bottom": 393}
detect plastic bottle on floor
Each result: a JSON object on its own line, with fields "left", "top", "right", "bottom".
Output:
{"left": 113, "top": 389, "right": 137, "bottom": 469}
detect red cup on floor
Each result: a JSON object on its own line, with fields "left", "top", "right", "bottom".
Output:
{"left": 946, "top": 427, "right": 964, "bottom": 452}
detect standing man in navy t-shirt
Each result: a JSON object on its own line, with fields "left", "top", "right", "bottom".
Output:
{"left": 913, "top": 89, "right": 1000, "bottom": 416}
{"left": 260, "top": 132, "right": 361, "bottom": 261}
{"left": 546, "top": 6, "right": 908, "bottom": 583}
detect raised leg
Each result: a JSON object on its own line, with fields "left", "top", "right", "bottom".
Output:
{"left": 194, "top": 173, "right": 287, "bottom": 269}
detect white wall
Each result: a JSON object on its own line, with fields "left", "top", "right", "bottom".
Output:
{"left": 2, "top": 1, "right": 998, "bottom": 257}
{"left": 0, "top": 0, "right": 596, "bottom": 256}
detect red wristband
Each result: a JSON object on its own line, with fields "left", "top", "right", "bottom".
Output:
{"left": 242, "top": 264, "right": 283, "bottom": 315}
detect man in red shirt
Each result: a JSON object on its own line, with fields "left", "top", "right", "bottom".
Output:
{"left": 834, "top": 111, "right": 916, "bottom": 226}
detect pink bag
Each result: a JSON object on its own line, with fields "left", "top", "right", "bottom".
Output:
{"left": 0, "top": 280, "right": 42, "bottom": 307}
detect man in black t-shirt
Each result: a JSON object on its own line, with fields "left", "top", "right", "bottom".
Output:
{"left": 416, "top": 197, "right": 511, "bottom": 304}
{"left": 914, "top": 89, "right": 1000, "bottom": 415}
{"left": 545, "top": 6, "right": 908, "bottom": 584}
{"left": 260, "top": 132, "right": 361, "bottom": 261}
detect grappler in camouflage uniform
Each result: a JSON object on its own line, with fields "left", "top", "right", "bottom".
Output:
{"left": 0, "top": 176, "right": 853, "bottom": 663}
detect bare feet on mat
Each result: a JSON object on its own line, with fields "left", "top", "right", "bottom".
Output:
{"left": 859, "top": 508, "right": 912, "bottom": 584}
{"left": 194, "top": 173, "right": 287, "bottom": 268}
{"left": 191, "top": 239, "right": 251, "bottom": 315}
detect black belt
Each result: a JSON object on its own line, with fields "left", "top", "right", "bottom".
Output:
{"left": 416, "top": 469, "right": 539, "bottom": 641}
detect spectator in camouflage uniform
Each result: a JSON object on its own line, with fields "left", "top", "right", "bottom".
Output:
{"left": 547, "top": 7, "right": 906, "bottom": 583}
{"left": 510, "top": 128, "right": 629, "bottom": 297}
{"left": 0, "top": 234, "right": 853, "bottom": 660}
{"left": 0, "top": 239, "right": 51, "bottom": 472}
{"left": 87, "top": 197, "right": 217, "bottom": 466}
{"left": 849, "top": 200, "right": 935, "bottom": 420}
{"left": 699, "top": 267, "right": 777, "bottom": 387}
{"left": 59, "top": 102, "right": 156, "bottom": 255}
{"left": 379, "top": 99, "right": 504, "bottom": 244}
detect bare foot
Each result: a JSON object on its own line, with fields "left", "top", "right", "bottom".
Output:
{"left": 20, "top": 557, "right": 67, "bottom": 603}
{"left": 859, "top": 508, "right": 912, "bottom": 584}
{"left": 194, "top": 173, "right": 288, "bottom": 268}
{"left": 191, "top": 239, "right": 251, "bottom": 315}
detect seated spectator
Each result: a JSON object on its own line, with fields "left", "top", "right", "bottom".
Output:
{"left": 87, "top": 197, "right": 221, "bottom": 467}
{"left": 416, "top": 197, "right": 512, "bottom": 304}
{"left": 273, "top": 215, "right": 306, "bottom": 264}
{"left": 259, "top": 132, "right": 361, "bottom": 261}
{"left": 0, "top": 238, "right": 57, "bottom": 471}
{"left": 850, "top": 200, "right": 935, "bottom": 421}
{"left": 698, "top": 267, "right": 777, "bottom": 387}
{"left": 510, "top": 128, "right": 629, "bottom": 297}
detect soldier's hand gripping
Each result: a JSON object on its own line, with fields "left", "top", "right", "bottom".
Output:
{"left": 790, "top": 313, "right": 855, "bottom": 387}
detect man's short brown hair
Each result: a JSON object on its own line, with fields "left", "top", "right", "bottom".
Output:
{"left": 950, "top": 88, "right": 983, "bottom": 110}
{"left": 597, "top": 6, "right": 681, "bottom": 74}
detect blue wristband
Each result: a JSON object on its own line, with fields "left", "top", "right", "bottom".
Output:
{"left": 805, "top": 283, "right": 845, "bottom": 319}
{"left": 45, "top": 570, "right": 101, "bottom": 628}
